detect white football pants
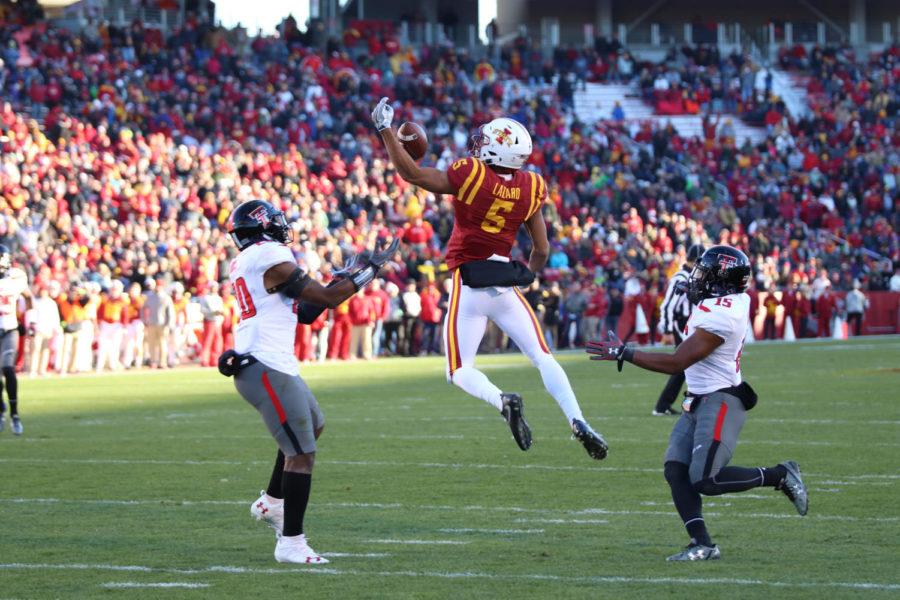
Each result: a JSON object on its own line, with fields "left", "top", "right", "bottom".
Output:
{"left": 443, "top": 269, "right": 584, "bottom": 423}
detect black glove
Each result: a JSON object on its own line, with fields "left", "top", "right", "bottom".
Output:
{"left": 370, "top": 237, "right": 400, "bottom": 269}
{"left": 350, "top": 238, "right": 400, "bottom": 290}
{"left": 585, "top": 330, "right": 634, "bottom": 372}
{"left": 218, "top": 349, "right": 240, "bottom": 377}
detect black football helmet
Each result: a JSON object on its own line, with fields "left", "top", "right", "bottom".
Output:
{"left": 227, "top": 200, "right": 292, "bottom": 250}
{"left": 686, "top": 245, "right": 751, "bottom": 305}
{"left": 0, "top": 244, "right": 10, "bottom": 277}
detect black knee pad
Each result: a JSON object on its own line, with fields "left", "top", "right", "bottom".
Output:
{"left": 2, "top": 366, "right": 15, "bottom": 380}
{"left": 692, "top": 477, "right": 724, "bottom": 496}
{"left": 664, "top": 461, "right": 689, "bottom": 486}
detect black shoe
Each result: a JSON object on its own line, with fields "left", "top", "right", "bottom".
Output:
{"left": 571, "top": 419, "right": 608, "bottom": 460}
{"left": 652, "top": 407, "right": 680, "bottom": 416}
{"left": 777, "top": 460, "right": 808, "bottom": 516}
{"left": 666, "top": 543, "right": 721, "bottom": 561}
{"left": 500, "top": 393, "right": 532, "bottom": 451}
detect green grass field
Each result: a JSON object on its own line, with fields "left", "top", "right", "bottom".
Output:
{"left": 1, "top": 337, "right": 898, "bottom": 599}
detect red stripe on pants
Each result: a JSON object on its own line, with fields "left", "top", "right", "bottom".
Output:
{"left": 261, "top": 371, "right": 288, "bottom": 424}
{"left": 712, "top": 402, "right": 728, "bottom": 441}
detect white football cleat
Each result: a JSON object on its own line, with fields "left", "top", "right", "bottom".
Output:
{"left": 250, "top": 491, "right": 284, "bottom": 536}
{"left": 274, "top": 534, "right": 329, "bottom": 564}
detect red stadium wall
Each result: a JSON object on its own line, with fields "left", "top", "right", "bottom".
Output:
{"left": 750, "top": 291, "right": 899, "bottom": 339}
{"left": 616, "top": 292, "right": 900, "bottom": 344}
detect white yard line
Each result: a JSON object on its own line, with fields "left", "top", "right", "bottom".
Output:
{"left": 320, "top": 553, "right": 390, "bottom": 558}
{"left": 1, "top": 497, "right": 895, "bottom": 523}
{"left": 323, "top": 415, "right": 900, "bottom": 426}
{"left": 515, "top": 518, "right": 609, "bottom": 525}
{"left": 437, "top": 528, "right": 544, "bottom": 534}
{"left": 15, "top": 434, "right": 898, "bottom": 448}
{"left": 1, "top": 563, "right": 898, "bottom": 591}
{"left": 362, "top": 539, "right": 470, "bottom": 545}
{"left": 100, "top": 582, "right": 210, "bottom": 589}
{"left": 0, "top": 456, "right": 894, "bottom": 484}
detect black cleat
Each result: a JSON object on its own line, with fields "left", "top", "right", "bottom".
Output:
{"left": 778, "top": 460, "right": 808, "bottom": 516}
{"left": 666, "top": 543, "right": 721, "bottom": 561}
{"left": 500, "top": 393, "right": 532, "bottom": 451}
{"left": 652, "top": 407, "right": 680, "bottom": 416}
{"left": 571, "top": 419, "right": 608, "bottom": 460}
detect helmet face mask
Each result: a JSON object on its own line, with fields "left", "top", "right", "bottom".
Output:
{"left": 467, "top": 127, "right": 490, "bottom": 157}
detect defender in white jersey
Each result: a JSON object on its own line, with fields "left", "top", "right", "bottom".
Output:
{"left": 218, "top": 200, "right": 397, "bottom": 565}
{"left": 587, "top": 246, "right": 809, "bottom": 561}
{"left": 0, "top": 245, "right": 29, "bottom": 435}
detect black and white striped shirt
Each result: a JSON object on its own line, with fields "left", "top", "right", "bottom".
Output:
{"left": 660, "top": 267, "right": 692, "bottom": 343}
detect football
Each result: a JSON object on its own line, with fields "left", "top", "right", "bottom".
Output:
{"left": 398, "top": 121, "right": 428, "bottom": 161}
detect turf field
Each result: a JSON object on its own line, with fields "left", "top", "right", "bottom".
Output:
{"left": 1, "top": 337, "right": 898, "bottom": 599}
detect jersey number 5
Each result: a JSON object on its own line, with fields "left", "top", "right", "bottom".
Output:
{"left": 234, "top": 277, "right": 256, "bottom": 320}
{"left": 481, "top": 198, "right": 515, "bottom": 234}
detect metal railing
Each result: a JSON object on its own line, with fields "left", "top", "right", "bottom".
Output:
{"left": 817, "top": 231, "right": 894, "bottom": 270}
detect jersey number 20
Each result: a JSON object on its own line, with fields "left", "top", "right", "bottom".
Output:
{"left": 234, "top": 277, "right": 256, "bottom": 320}
{"left": 481, "top": 199, "right": 515, "bottom": 234}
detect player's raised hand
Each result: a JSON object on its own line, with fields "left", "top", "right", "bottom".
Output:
{"left": 371, "top": 96, "right": 394, "bottom": 132}
{"left": 331, "top": 254, "right": 360, "bottom": 280}
{"left": 369, "top": 237, "right": 400, "bottom": 268}
{"left": 586, "top": 331, "right": 631, "bottom": 371}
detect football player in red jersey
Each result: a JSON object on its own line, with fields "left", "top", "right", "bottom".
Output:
{"left": 372, "top": 97, "right": 607, "bottom": 459}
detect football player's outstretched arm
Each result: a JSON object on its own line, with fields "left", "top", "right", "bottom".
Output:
{"left": 586, "top": 328, "right": 723, "bottom": 374}
{"left": 371, "top": 97, "right": 454, "bottom": 195}
{"left": 264, "top": 262, "right": 356, "bottom": 309}
{"left": 263, "top": 239, "right": 400, "bottom": 310}
{"left": 379, "top": 128, "right": 455, "bottom": 194}
{"left": 523, "top": 209, "right": 550, "bottom": 273}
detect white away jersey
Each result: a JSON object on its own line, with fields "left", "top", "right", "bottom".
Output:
{"left": 0, "top": 268, "right": 27, "bottom": 331}
{"left": 229, "top": 242, "right": 299, "bottom": 376}
{"left": 684, "top": 292, "right": 750, "bottom": 395}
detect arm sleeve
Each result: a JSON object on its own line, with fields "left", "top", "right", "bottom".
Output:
{"left": 692, "top": 303, "right": 734, "bottom": 340}
{"left": 297, "top": 301, "right": 327, "bottom": 325}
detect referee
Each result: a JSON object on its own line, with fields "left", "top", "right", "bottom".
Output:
{"left": 653, "top": 244, "right": 704, "bottom": 416}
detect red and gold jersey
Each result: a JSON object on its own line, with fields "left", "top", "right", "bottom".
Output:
{"left": 444, "top": 158, "right": 546, "bottom": 270}
{"left": 98, "top": 296, "right": 129, "bottom": 323}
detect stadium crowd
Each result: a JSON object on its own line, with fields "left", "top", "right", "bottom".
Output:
{"left": 0, "top": 5, "right": 897, "bottom": 373}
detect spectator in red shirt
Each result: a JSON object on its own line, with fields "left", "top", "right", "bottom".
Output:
{"left": 348, "top": 291, "right": 374, "bottom": 360}
{"left": 327, "top": 300, "right": 352, "bottom": 361}
{"left": 366, "top": 280, "right": 390, "bottom": 357}
{"left": 402, "top": 217, "right": 434, "bottom": 249}
{"left": 762, "top": 287, "right": 781, "bottom": 340}
{"left": 817, "top": 288, "right": 836, "bottom": 338}
{"left": 582, "top": 285, "right": 608, "bottom": 342}
{"left": 418, "top": 281, "right": 443, "bottom": 355}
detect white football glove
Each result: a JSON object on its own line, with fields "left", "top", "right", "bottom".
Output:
{"left": 371, "top": 96, "right": 394, "bottom": 132}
